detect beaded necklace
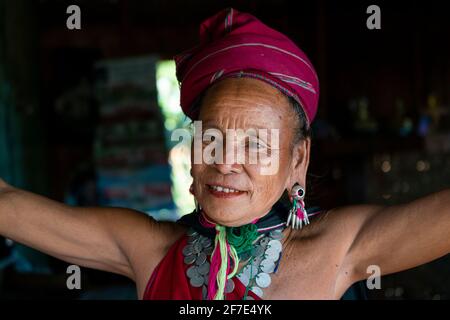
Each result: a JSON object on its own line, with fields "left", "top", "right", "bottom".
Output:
{"left": 177, "top": 201, "right": 323, "bottom": 300}
{"left": 182, "top": 226, "right": 285, "bottom": 300}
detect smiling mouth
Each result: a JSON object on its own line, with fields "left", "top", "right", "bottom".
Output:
{"left": 206, "top": 184, "right": 246, "bottom": 198}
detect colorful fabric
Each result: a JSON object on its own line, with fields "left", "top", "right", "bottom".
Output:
{"left": 142, "top": 234, "right": 261, "bottom": 300}
{"left": 143, "top": 203, "right": 325, "bottom": 300}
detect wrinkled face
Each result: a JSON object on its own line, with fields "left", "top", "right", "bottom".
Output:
{"left": 190, "top": 77, "right": 310, "bottom": 227}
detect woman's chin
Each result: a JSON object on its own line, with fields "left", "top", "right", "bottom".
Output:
{"left": 202, "top": 206, "right": 252, "bottom": 226}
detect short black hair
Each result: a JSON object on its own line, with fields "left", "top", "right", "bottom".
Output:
{"left": 288, "top": 96, "right": 312, "bottom": 147}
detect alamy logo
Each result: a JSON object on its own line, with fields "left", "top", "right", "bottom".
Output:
{"left": 366, "top": 265, "right": 381, "bottom": 289}
{"left": 66, "top": 264, "right": 81, "bottom": 290}
{"left": 66, "top": 5, "right": 81, "bottom": 30}
{"left": 366, "top": 5, "right": 381, "bottom": 30}
{"left": 171, "top": 121, "right": 281, "bottom": 176}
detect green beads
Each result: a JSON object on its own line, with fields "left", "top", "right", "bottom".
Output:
{"left": 226, "top": 223, "right": 259, "bottom": 255}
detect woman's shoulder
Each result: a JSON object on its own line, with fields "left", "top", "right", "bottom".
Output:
{"left": 155, "top": 219, "right": 189, "bottom": 246}
{"left": 310, "top": 204, "right": 383, "bottom": 235}
{"left": 110, "top": 208, "right": 188, "bottom": 246}
{"left": 290, "top": 204, "right": 381, "bottom": 249}
{"left": 287, "top": 205, "right": 352, "bottom": 242}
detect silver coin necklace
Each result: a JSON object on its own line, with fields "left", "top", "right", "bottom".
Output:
{"left": 182, "top": 227, "right": 284, "bottom": 300}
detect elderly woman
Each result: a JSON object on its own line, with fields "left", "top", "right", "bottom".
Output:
{"left": 0, "top": 8, "right": 449, "bottom": 300}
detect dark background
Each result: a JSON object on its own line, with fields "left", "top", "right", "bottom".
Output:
{"left": 0, "top": 0, "right": 449, "bottom": 299}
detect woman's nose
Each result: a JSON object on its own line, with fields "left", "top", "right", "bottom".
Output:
{"left": 213, "top": 162, "right": 242, "bottom": 175}
{"left": 212, "top": 141, "right": 243, "bottom": 174}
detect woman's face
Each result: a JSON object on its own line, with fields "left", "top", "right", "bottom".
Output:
{"left": 190, "top": 77, "right": 310, "bottom": 226}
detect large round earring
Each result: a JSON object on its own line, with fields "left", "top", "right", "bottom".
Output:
{"left": 286, "top": 183, "right": 309, "bottom": 230}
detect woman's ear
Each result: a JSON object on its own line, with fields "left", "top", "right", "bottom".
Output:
{"left": 286, "top": 137, "right": 311, "bottom": 191}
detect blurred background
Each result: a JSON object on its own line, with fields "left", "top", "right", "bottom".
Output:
{"left": 0, "top": 0, "right": 449, "bottom": 299}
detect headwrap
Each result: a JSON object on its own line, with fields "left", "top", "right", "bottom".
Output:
{"left": 175, "top": 7, "right": 320, "bottom": 128}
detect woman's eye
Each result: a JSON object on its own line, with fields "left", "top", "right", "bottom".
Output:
{"left": 248, "top": 140, "right": 267, "bottom": 150}
{"left": 203, "top": 134, "right": 215, "bottom": 142}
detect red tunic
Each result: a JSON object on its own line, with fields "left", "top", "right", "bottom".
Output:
{"left": 143, "top": 234, "right": 262, "bottom": 300}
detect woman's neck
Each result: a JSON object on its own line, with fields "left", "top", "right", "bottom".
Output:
{"left": 200, "top": 208, "right": 273, "bottom": 228}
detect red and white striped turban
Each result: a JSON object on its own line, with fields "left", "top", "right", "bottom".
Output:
{"left": 175, "top": 8, "right": 319, "bottom": 128}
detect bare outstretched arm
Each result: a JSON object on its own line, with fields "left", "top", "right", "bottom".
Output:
{"left": 334, "top": 188, "right": 450, "bottom": 286}
{"left": 0, "top": 178, "right": 181, "bottom": 282}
